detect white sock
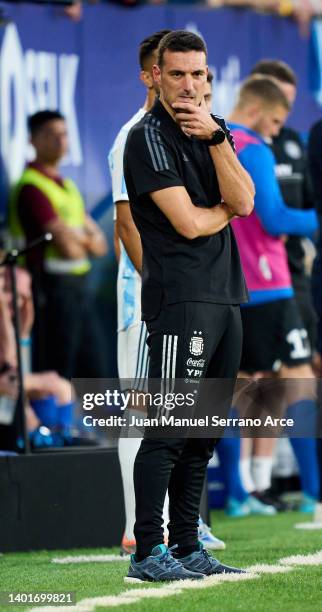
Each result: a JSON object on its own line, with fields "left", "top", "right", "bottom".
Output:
{"left": 251, "top": 456, "right": 273, "bottom": 492}
{"left": 163, "top": 492, "right": 169, "bottom": 540}
{"left": 239, "top": 458, "right": 256, "bottom": 493}
{"left": 118, "top": 435, "right": 141, "bottom": 541}
{"left": 314, "top": 502, "right": 322, "bottom": 523}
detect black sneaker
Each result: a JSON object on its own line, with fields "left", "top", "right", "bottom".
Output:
{"left": 179, "top": 542, "right": 246, "bottom": 575}
{"left": 125, "top": 544, "right": 205, "bottom": 583}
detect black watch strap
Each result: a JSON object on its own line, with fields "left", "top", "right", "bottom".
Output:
{"left": 205, "top": 128, "right": 226, "bottom": 146}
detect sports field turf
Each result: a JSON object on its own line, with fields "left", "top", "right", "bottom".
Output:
{"left": 1, "top": 511, "right": 322, "bottom": 612}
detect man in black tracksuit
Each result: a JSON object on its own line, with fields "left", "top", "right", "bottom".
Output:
{"left": 123, "top": 31, "right": 254, "bottom": 580}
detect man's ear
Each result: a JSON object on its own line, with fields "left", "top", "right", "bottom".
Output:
{"left": 140, "top": 70, "right": 153, "bottom": 89}
{"left": 152, "top": 64, "right": 161, "bottom": 87}
{"left": 248, "top": 102, "right": 263, "bottom": 124}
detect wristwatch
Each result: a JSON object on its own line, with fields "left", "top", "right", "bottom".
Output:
{"left": 206, "top": 128, "right": 226, "bottom": 146}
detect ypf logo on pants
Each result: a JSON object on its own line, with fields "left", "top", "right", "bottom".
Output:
{"left": 189, "top": 331, "right": 204, "bottom": 356}
{"left": 185, "top": 354, "right": 205, "bottom": 382}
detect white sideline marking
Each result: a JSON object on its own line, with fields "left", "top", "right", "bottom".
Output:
{"left": 279, "top": 550, "right": 322, "bottom": 566}
{"left": 294, "top": 522, "right": 322, "bottom": 530}
{"left": 246, "top": 564, "right": 293, "bottom": 574}
{"left": 31, "top": 549, "right": 322, "bottom": 612}
{"left": 29, "top": 574, "right": 258, "bottom": 612}
{"left": 180, "top": 573, "right": 259, "bottom": 588}
{"left": 52, "top": 555, "right": 128, "bottom": 564}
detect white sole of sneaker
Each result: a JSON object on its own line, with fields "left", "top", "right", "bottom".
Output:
{"left": 124, "top": 576, "right": 204, "bottom": 584}
{"left": 204, "top": 543, "right": 226, "bottom": 551}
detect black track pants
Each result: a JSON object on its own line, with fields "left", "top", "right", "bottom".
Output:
{"left": 134, "top": 302, "right": 242, "bottom": 558}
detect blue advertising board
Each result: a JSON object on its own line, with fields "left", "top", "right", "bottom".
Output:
{"left": 0, "top": 2, "right": 321, "bottom": 216}
{"left": 0, "top": 3, "right": 321, "bottom": 374}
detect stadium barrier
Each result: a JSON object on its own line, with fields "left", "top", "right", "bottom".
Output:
{"left": 0, "top": 448, "right": 124, "bottom": 552}
{"left": 0, "top": 446, "right": 209, "bottom": 552}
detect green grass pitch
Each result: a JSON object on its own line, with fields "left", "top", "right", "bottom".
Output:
{"left": 1, "top": 511, "right": 322, "bottom": 612}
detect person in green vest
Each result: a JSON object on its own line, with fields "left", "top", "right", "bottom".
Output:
{"left": 9, "top": 110, "right": 108, "bottom": 379}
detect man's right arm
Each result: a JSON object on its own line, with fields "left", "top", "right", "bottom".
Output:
{"left": 109, "top": 133, "right": 143, "bottom": 273}
{"left": 150, "top": 186, "right": 235, "bottom": 239}
{"left": 116, "top": 202, "right": 142, "bottom": 273}
{"left": 125, "top": 124, "right": 236, "bottom": 240}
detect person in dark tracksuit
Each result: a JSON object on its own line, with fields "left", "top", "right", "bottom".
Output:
{"left": 123, "top": 30, "right": 254, "bottom": 583}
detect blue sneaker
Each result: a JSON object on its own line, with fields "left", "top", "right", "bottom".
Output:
{"left": 29, "top": 426, "right": 63, "bottom": 449}
{"left": 198, "top": 517, "right": 226, "bottom": 550}
{"left": 225, "top": 497, "right": 250, "bottom": 518}
{"left": 226, "top": 495, "right": 276, "bottom": 517}
{"left": 299, "top": 494, "right": 317, "bottom": 513}
{"left": 246, "top": 495, "right": 276, "bottom": 516}
{"left": 125, "top": 544, "right": 204, "bottom": 583}
{"left": 179, "top": 543, "right": 246, "bottom": 575}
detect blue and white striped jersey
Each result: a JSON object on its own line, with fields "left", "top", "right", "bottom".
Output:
{"left": 108, "top": 108, "right": 145, "bottom": 331}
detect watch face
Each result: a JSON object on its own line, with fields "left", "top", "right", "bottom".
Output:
{"left": 213, "top": 129, "right": 225, "bottom": 144}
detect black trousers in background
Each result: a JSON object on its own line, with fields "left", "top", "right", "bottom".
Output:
{"left": 293, "top": 277, "right": 318, "bottom": 352}
{"left": 32, "top": 273, "right": 106, "bottom": 379}
{"left": 134, "top": 302, "right": 242, "bottom": 558}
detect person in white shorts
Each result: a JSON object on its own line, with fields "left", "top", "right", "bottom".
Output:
{"left": 108, "top": 30, "right": 169, "bottom": 555}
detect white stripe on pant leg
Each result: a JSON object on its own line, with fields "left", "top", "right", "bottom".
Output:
{"left": 134, "top": 323, "right": 145, "bottom": 385}
{"left": 135, "top": 323, "right": 145, "bottom": 380}
{"left": 170, "top": 335, "right": 178, "bottom": 393}
{"left": 161, "top": 334, "right": 167, "bottom": 381}
{"left": 165, "top": 335, "right": 173, "bottom": 395}
{"left": 159, "top": 334, "right": 168, "bottom": 421}
{"left": 138, "top": 321, "right": 148, "bottom": 380}
{"left": 162, "top": 334, "right": 173, "bottom": 418}
{"left": 162, "top": 334, "right": 172, "bottom": 418}
{"left": 159, "top": 334, "right": 177, "bottom": 418}
{"left": 135, "top": 324, "right": 148, "bottom": 389}
{"left": 138, "top": 328, "right": 149, "bottom": 391}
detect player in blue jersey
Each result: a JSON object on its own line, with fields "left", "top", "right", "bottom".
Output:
{"left": 203, "top": 72, "right": 277, "bottom": 518}
{"left": 229, "top": 76, "right": 319, "bottom": 514}
{"left": 243, "top": 61, "right": 320, "bottom": 512}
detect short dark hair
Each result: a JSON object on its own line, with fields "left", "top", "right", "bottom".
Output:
{"left": 28, "top": 110, "right": 65, "bottom": 135}
{"left": 139, "top": 30, "right": 171, "bottom": 70}
{"left": 157, "top": 30, "right": 207, "bottom": 67}
{"left": 250, "top": 59, "right": 297, "bottom": 86}
{"left": 238, "top": 76, "right": 291, "bottom": 111}
{"left": 207, "top": 70, "right": 213, "bottom": 84}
